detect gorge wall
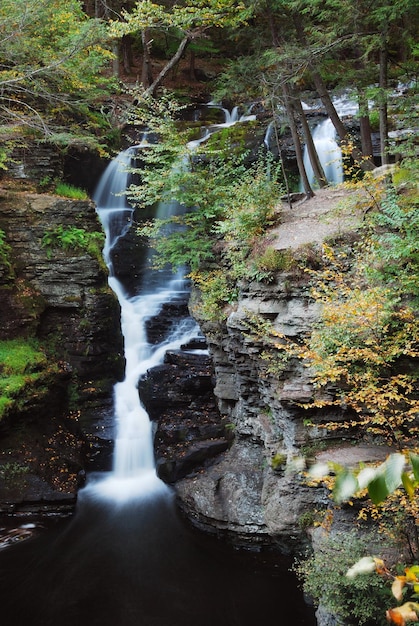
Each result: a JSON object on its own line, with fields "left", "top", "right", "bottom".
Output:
{"left": 0, "top": 168, "right": 124, "bottom": 515}
{"left": 146, "top": 189, "right": 393, "bottom": 563}
{"left": 174, "top": 271, "right": 329, "bottom": 552}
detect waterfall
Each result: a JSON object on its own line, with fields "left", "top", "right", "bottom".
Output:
{"left": 88, "top": 148, "right": 199, "bottom": 503}
{"left": 302, "top": 117, "right": 343, "bottom": 188}
{"left": 300, "top": 92, "right": 359, "bottom": 189}
{"left": 206, "top": 101, "right": 256, "bottom": 127}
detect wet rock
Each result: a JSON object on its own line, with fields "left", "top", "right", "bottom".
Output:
{"left": 140, "top": 348, "right": 230, "bottom": 483}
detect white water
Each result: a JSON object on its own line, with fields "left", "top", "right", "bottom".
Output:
{"left": 302, "top": 117, "right": 343, "bottom": 188}
{"left": 300, "top": 93, "right": 359, "bottom": 190}
{"left": 88, "top": 148, "right": 199, "bottom": 502}
{"left": 86, "top": 105, "right": 259, "bottom": 502}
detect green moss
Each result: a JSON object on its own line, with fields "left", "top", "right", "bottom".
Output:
{"left": 0, "top": 229, "right": 13, "bottom": 278}
{"left": 0, "top": 338, "right": 60, "bottom": 421}
{"left": 271, "top": 452, "right": 286, "bottom": 471}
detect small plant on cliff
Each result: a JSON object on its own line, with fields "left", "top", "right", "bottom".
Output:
{"left": 294, "top": 530, "right": 393, "bottom": 626}
{"left": 54, "top": 182, "right": 88, "bottom": 200}
{"left": 0, "top": 228, "right": 13, "bottom": 275}
{"left": 0, "top": 462, "right": 30, "bottom": 489}
{"left": 0, "top": 338, "right": 59, "bottom": 421}
{"left": 42, "top": 225, "right": 104, "bottom": 263}
{"left": 305, "top": 452, "right": 419, "bottom": 625}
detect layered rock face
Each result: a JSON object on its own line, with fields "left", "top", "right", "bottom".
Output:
{"left": 173, "top": 278, "right": 328, "bottom": 551}
{"left": 0, "top": 186, "right": 123, "bottom": 513}
{"left": 141, "top": 347, "right": 230, "bottom": 483}
{"left": 0, "top": 189, "right": 123, "bottom": 380}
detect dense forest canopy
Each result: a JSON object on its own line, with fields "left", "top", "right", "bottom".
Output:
{"left": 0, "top": 0, "right": 417, "bottom": 165}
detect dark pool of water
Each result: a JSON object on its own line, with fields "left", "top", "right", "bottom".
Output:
{"left": 0, "top": 488, "right": 316, "bottom": 626}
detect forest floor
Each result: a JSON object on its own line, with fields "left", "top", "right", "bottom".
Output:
{"left": 272, "top": 184, "right": 366, "bottom": 251}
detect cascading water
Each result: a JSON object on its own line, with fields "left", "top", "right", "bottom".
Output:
{"left": 300, "top": 92, "right": 359, "bottom": 189}
{"left": 302, "top": 117, "right": 343, "bottom": 188}
{"left": 88, "top": 147, "right": 199, "bottom": 502}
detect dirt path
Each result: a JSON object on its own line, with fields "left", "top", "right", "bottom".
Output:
{"left": 272, "top": 186, "right": 364, "bottom": 250}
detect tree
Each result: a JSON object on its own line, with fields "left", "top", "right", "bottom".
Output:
{"left": 125, "top": 94, "right": 283, "bottom": 317}
{"left": 0, "top": 0, "right": 114, "bottom": 142}
{"left": 214, "top": 0, "right": 417, "bottom": 176}
{"left": 107, "top": 0, "right": 252, "bottom": 96}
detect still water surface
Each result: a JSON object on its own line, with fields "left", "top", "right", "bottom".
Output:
{"left": 0, "top": 487, "right": 316, "bottom": 626}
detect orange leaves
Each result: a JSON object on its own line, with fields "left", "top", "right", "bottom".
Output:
{"left": 391, "top": 567, "right": 419, "bottom": 602}
{"left": 386, "top": 603, "right": 419, "bottom": 625}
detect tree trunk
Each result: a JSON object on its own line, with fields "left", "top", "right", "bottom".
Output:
{"left": 357, "top": 88, "right": 373, "bottom": 159}
{"left": 141, "top": 29, "right": 153, "bottom": 88}
{"left": 267, "top": 8, "right": 313, "bottom": 196}
{"left": 292, "top": 12, "right": 375, "bottom": 172}
{"left": 293, "top": 94, "right": 327, "bottom": 188}
{"left": 112, "top": 41, "right": 119, "bottom": 78}
{"left": 121, "top": 35, "right": 133, "bottom": 75}
{"left": 282, "top": 83, "right": 314, "bottom": 198}
{"left": 379, "top": 31, "right": 389, "bottom": 165}
{"left": 189, "top": 50, "right": 196, "bottom": 81}
{"left": 145, "top": 35, "right": 191, "bottom": 97}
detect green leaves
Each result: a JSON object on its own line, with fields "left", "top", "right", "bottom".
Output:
{"left": 41, "top": 225, "right": 104, "bottom": 261}
{"left": 109, "top": 0, "right": 252, "bottom": 37}
{"left": 311, "top": 452, "right": 419, "bottom": 506}
{"left": 0, "top": 0, "right": 114, "bottom": 139}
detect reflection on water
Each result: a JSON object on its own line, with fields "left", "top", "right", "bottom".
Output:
{"left": 0, "top": 488, "right": 316, "bottom": 626}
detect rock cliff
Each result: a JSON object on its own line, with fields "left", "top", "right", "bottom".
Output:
{"left": 0, "top": 183, "right": 124, "bottom": 514}
{"left": 174, "top": 275, "right": 327, "bottom": 552}
{"left": 151, "top": 188, "right": 391, "bottom": 561}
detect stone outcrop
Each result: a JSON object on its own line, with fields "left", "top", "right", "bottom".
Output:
{"left": 140, "top": 346, "right": 230, "bottom": 483}
{"left": 0, "top": 185, "right": 124, "bottom": 514}
{"left": 0, "top": 188, "right": 123, "bottom": 381}
{"left": 174, "top": 276, "right": 329, "bottom": 551}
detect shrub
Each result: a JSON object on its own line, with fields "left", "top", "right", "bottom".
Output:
{"left": 41, "top": 225, "right": 104, "bottom": 263}
{"left": 294, "top": 531, "right": 392, "bottom": 625}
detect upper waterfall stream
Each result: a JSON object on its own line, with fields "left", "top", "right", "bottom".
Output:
{"left": 90, "top": 147, "right": 199, "bottom": 502}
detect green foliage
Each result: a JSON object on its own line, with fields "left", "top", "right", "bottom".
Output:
{"left": 295, "top": 531, "right": 391, "bottom": 625}
{"left": 130, "top": 97, "right": 283, "bottom": 319}
{"left": 0, "top": 0, "right": 115, "bottom": 141}
{"left": 109, "top": 0, "right": 252, "bottom": 37}
{"left": 297, "top": 167, "right": 419, "bottom": 444}
{"left": 365, "top": 166, "right": 419, "bottom": 299}
{"left": 0, "top": 338, "right": 59, "bottom": 421}
{"left": 41, "top": 225, "right": 104, "bottom": 262}
{"left": 306, "top": 451, "right": 419, "bottom": 624}
{"left": 54, "top": 182, "right": 88, "bottom": 200}
{"left": 248, "top": 247, "right": 294, "bottom": 282}
{"left": 0, "top": 462, "right": 30, "bottom": 484}
{"left": 239, "top": 163, "right": 419, "bottom": 445}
